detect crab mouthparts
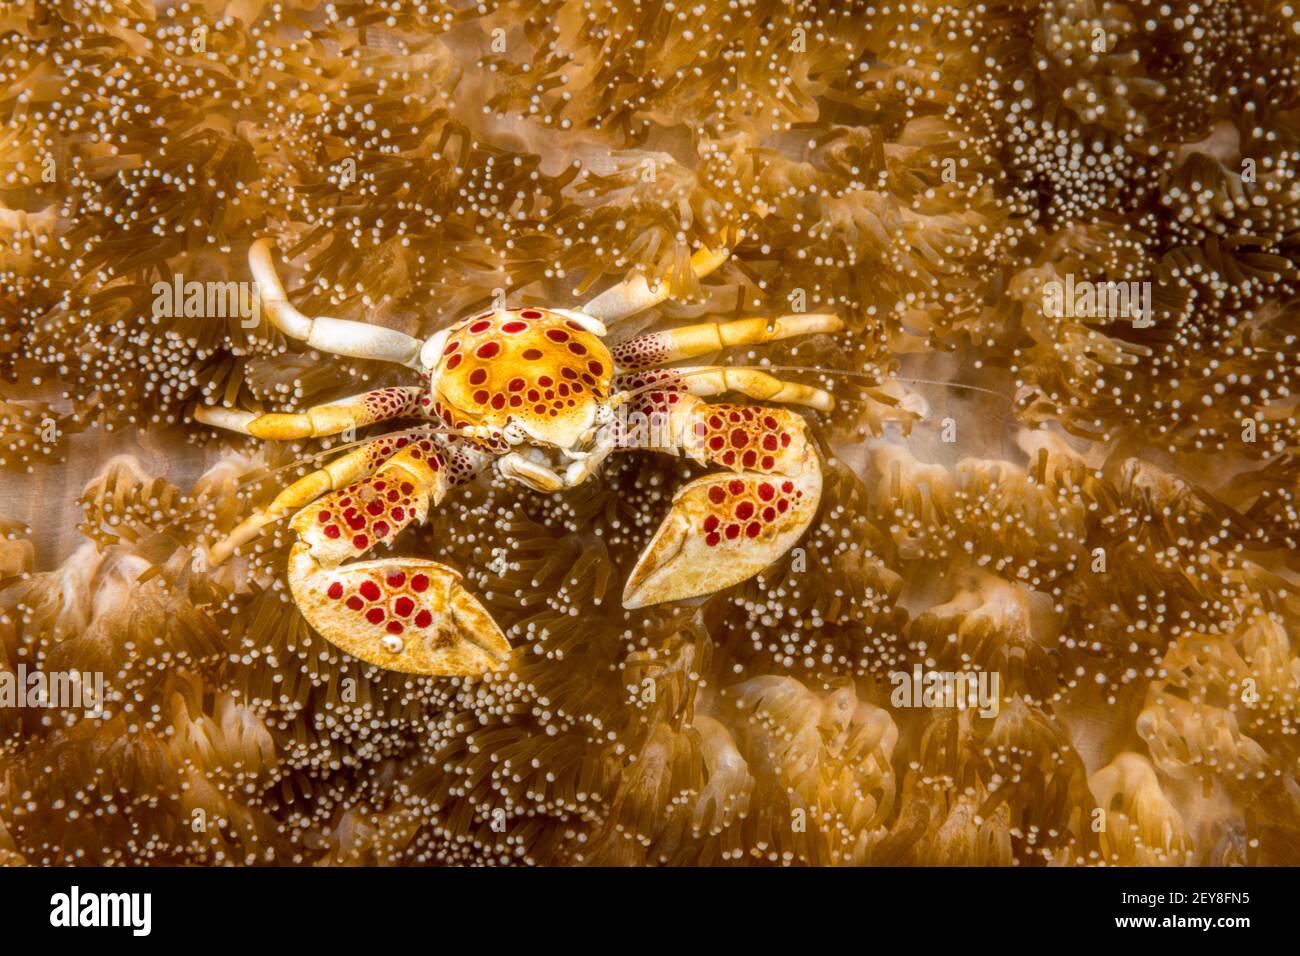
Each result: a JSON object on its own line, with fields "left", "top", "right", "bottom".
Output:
{"left": 519, "top": 444, "right": 578, "bottom": 470}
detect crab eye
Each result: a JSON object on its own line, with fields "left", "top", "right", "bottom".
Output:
{"left": 502, "top": 421, "right": 527, "bottom": 445}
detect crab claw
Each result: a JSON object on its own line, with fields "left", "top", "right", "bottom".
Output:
{"left": 284, "top": 447, "right": 511, "bottom": 676}
{"left": 289, "top": 548, "right": 510, "bottom": 675}
{"left": 622, "top": 450, "right": 822, "bottom": 609}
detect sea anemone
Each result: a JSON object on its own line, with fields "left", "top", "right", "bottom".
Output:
{"left": 0, "top": 0, "right": 1297, "bottom": 866}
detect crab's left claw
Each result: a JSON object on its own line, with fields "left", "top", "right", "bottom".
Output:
{"left": 285, "top": 445, "right": 511, "bottom": 676}
{"left": 622, "top": 444, "right": 822, "bottom": 609}
{"left": 289, "top": 550, "right": 510, "bottom": 675}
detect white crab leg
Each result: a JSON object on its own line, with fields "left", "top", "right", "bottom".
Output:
{"left": 580, "top": 233, "right": 738, "bottom": 322}
{"left": 610, "top": 314, "right": 843, "bottom": 371}
{"left": 249, "top": 238, "right": 424, "bottom": 367}
{"left": 197, "top": 386, "right": 424, "bottom": 439}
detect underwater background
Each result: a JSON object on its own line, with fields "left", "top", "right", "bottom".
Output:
{"left": 1, "top": 0, "right": 1298, "bottom": 865}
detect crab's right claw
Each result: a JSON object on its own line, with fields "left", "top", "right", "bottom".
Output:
{"left": 289, "top": 550, "right": 511, "bottom": 675}
{"left": 622, "top": 459, "right": 821, "bottom": 609}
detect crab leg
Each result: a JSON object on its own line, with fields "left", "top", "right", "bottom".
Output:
{"left": 614, "top": 365, "right": 834, "bottom": 411}
{"left": 581, "top": 229, "right": 740, "bottom": 323}
{"left": 611, "top": 313, "right": 843, "bottom": 371}
{"left": 616, "top": 393, "right": 822, "bottom": 608}
{"left": 196, "top": 386, "right": 424, "bottom": 439}
{"left": 208, "top": 426, "right": 433, "bottom": 565}
{"left": 286, "top": 439, "right": 509, "bottom": 676}
{"left": 250, "top": 238, "right": 424, "bottom": 367}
